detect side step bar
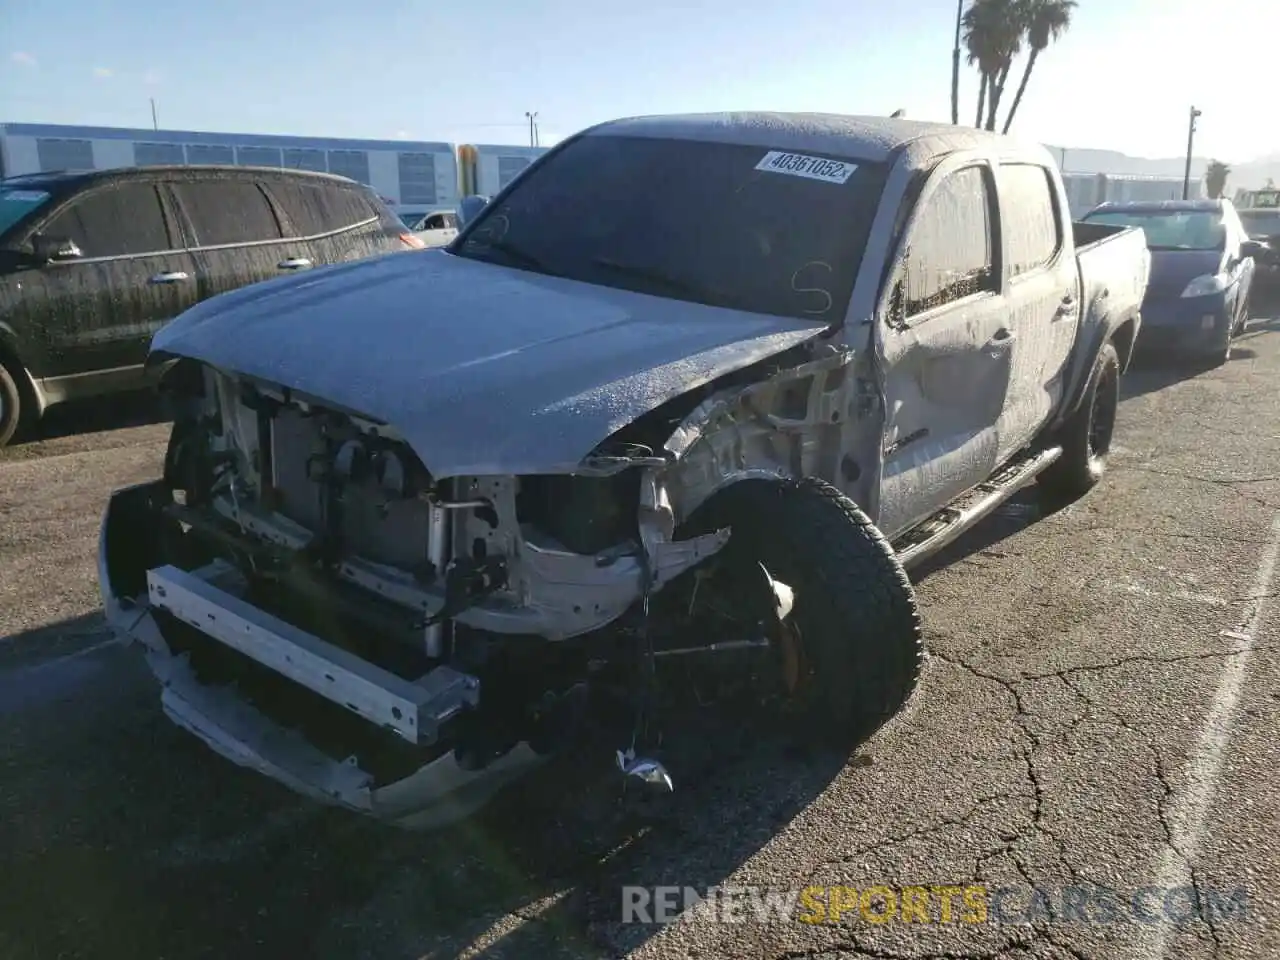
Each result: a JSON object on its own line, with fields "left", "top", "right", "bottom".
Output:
{"left": 893, "top": 446, "right": 1063, "bottom": 570}
{"left": 145, "top": 563, "right": 479, "bottom": 745}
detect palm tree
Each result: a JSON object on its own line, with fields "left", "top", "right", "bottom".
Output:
{"left": 1001, "top": 0, "right": 1077, "bottom": 134}
{"left": 963, "top": 0, "right": 1000, "bottom": 129}
{"left": 1205, "top": 160, "right": 1231, "bottom": 199}
{"left": 962, "top": 0, "right": 1024, "bottom": 131}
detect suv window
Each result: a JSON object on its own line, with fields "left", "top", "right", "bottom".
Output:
{"left": 269, "top": 181, "right": 377, "bottom": 238}
{"left": 998, "top": 163, "right": 1060, "bottom": 276}
{"left": 41, "top": 183, "right": 171, "bottom": 257}
{"left": 898, "top": 165, "right": 997, "bottom": 319}
{"left": 172, "top": 180, "right": 284, "bottom": 246}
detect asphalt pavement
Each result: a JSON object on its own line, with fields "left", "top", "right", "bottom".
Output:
{"left": 2, "top": 316, "right": 1280, "bottom": 960}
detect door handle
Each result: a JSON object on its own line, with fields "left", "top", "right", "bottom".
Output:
{"left": 148, "top": 271, "right": 189, "bottom": 284}
{"left": 277, "top": 257, "right": 312, "bottom": 270}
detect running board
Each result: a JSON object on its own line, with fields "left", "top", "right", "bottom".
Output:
{"left": 892, "top": 446, "right": 1063, "bottom": 570}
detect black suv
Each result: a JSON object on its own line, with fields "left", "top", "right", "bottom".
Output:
{"left": 0, "top": 165, "right": 425, "bottom": 446}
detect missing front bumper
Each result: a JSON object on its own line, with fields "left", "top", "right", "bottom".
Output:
{"left": 97, "top": 481, "right": 541, "bottom": 828}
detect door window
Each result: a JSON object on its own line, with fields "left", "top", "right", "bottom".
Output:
{"left": 173, "top": 180, "right": 284, "bottom": 246}
{"left": 41, "top": 183, "right": 172, "bottom": 257}
{"left": 997, "top": 163, "right": 1061, "bottom": 276}
{"left": 268, "top": 182, "right": 378, "bottom": 238}
{"left": 894, "top": 165, "right": 998, "bottom": 321}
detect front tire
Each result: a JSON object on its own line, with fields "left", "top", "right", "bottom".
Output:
{"left": 1038, "top": 340, "right": 1121, "bottom": 505}
{"left": 676, "top": 477, "right": 924, "bottom": 745}
{"left": 0, "top": 359, "right": 26, "bottom": 449}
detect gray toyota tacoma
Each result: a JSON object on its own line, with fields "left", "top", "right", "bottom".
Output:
{"left": 98, "top": 113, "right": 1151, "bottom": 827}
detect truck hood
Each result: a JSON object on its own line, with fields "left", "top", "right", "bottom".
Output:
{"left": 152, "top": 249, "right": 828, "bottom": 477}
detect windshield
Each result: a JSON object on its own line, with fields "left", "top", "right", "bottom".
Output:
{"left": 0, "top": 187, "right": 53, "bottom": 236}
{"left": 1082, "top": 208, "right": 1225, "bottom": 251}
{"left": 453, "top": 134, "right": 889, "bottom": 323}
{"left": 1240, "top": 210, "right": 1280, "bottom": 238}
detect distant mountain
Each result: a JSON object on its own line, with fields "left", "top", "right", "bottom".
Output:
{"left": 1047, "top": 145, "right": 1279, "bottom": 189}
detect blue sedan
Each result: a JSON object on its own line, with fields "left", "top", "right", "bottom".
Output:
{"left": 1080, "top": 198, "right": 1265, "bottom": 366}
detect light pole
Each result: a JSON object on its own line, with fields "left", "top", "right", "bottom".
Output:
{"left": 1183, "top": 106, "right": 1201, "bottom": 200}
{"left": 951, "top": 0, "right": 963, "bottom": 124}
{"left": 525, "top": 111, "right": 539, "bottom": 148}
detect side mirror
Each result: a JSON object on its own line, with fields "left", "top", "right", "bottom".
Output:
{"left": 458, "top": 195, "right": 490, "bottom": 229}
{"left": 31, "top": 234, "right": 83, "bottom": 263}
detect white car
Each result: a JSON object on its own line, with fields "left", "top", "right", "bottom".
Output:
{"left": 410, "top": 210, "right": 458, "bottom": 248}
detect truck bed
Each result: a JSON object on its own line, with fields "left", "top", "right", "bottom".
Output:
{"left": 1072, "top": 220, "right": 1150, "bottom": 319}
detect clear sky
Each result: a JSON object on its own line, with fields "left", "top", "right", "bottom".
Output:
{"left": 2, "top": 0, "right": 1275, "bottom": 162}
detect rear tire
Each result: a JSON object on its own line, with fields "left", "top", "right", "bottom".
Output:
{"left": 1038, "top": 340, "right": 1121, "bottom": 506}
{"left": 0, "top": 358, "right": 26, "bottom": 449}
{"left": 676, "top": 477, "right": 924, "bottom": 746}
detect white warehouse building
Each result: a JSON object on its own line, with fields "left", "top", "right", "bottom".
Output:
{"left": 0, "top": 122, "right": 549, "bottom": 221}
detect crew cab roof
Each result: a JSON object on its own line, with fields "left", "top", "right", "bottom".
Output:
{"left": 587, "top": 111, "right": 1038, "bottom": 165}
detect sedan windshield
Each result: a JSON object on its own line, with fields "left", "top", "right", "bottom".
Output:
{"left": 1082, "top": 209, "right": 1225, "bottom": 251}
{"left": 0, "top": 187, "right": 52, "bottom": 236}
{"left": 453, "top": 134, "right": 889, "bottom": 324}
{"left": 1240, "top": 210, "right": 1280, "bottom": 238}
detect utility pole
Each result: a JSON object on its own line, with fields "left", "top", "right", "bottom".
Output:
{"left": 150, "top": 98, "right": 159, "bottom": 131}
{"left": 525, "top": 111, "right": 538, "bottom": 148}
{"left": 1182, "top": 106, "right": 1201, "bottom": 200}
{"left": 951, "top": 0, "right": 963, "bottom": 125}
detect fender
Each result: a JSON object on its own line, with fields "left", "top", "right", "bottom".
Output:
{"left": 1044, "top": 305, "right": 1141, "bottom": 435}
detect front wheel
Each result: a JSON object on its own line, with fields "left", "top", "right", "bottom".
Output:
{"left": 1038, "top": 340, "right": 1121, "bottom": 506}
{"left": 0, "top": 360, "right": 26, "bottom": 449}
{"left": 673, "top": 477, "right": 924, "bottom": 746}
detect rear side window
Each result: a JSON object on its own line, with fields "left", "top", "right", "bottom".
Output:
{"left": 998, "top": 163, "right": 1061, "bottom": 275}
{"left": 268, "top": 182, "right": 378, "bottom": 238}
{"left": 897, "top": 165, "right": 997, "bottom": 320}
{"left": 41, "top": 183, "right": 171, "bottom": 257}
{"left": 172, "top": 180, "right": 284, "bottom": 246}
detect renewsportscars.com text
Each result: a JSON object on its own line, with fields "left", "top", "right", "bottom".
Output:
{"left": 621, "top": 884, "right": 1250, "bottom": 926}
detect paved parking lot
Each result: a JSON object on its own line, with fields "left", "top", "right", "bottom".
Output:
{"left": 2, "top": 315, "right": 1280, "bottom": 960}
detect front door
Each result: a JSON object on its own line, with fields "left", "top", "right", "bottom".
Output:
{"left": 874, "top": 157, "right": 1013, "bottom": 540}
{"left": 18, "top": 180, "right": 198, "bottom": 381}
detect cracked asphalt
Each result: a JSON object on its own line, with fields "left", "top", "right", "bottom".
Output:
{"left": 2, "top": 314, "right": 1280, "bottom": 960}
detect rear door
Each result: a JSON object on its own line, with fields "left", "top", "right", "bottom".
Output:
{"left": 15, "top": 179, "right": 197, "bottom": 378}
{"left": 264, "top": 179, "right": 400, "bottom": 266}
{"left": 993, "top": 161, "right": 1078, "bottom": 448}
{"left": 166, "top": 176, "right": 309, "bottom": 302}
{"left": 874, "top": 156, "right": 1012, "bottom": 539}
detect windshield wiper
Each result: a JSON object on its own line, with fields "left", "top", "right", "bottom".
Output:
{"left": 590, "top": 257, "right": 741, "bottom": 308}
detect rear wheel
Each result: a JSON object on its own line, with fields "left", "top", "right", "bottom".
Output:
{"left": 671, "top": 477, "right": 924, "bottom": 746}
{"left": 1038, "top": 340, "right": 1121, "bottom": 506}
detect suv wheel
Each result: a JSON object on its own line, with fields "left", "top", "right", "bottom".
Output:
{"left": 0, "top": 359, "right": 26, "bottom": 448}
{"left": 672, "top": 477, "right": 924, "bottom": 745}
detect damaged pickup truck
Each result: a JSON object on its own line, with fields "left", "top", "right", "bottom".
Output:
{"left": 98, "top": 113, "right": 1151, "bottom": 827}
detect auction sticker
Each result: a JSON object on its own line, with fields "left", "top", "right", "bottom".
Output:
{"left": 754, "top": 151, "right": 857, "bottom": 185}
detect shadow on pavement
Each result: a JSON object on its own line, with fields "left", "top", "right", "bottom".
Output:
{"left": 0, "top": 609, "right": 853, "bottom": 960}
